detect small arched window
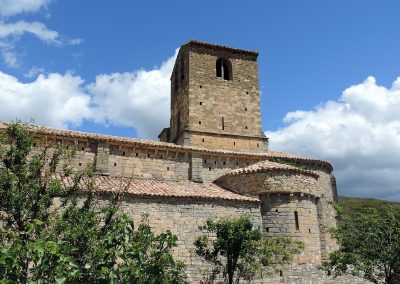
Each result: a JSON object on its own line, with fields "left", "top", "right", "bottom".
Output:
{"left": 216, "top": 58, "right": 232, "bottom": 80}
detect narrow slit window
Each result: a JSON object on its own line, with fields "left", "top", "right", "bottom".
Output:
{"left": 222, "top": 117, "right": 225, "bottom": 130}
{"left": 294, "top": 211, "right": 300, "bottom": 230}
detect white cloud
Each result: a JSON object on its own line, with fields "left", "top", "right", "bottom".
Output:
{"left": 266, "top": 76, "right": 400, "bottom": 201}
{"left": 0, "top": 71, "right": 91, "bottom": 128}
{"left": 0, "top": 1, "right": 81, "bottom": 68}
{"left": 1, "top": 47, "right": 18, "bottom": 67}
{"left": 0, "top": 0, "right": 52, "bottom": 17}
{"left": 24, "top": 65, "right": 45, "bottom": 78}
{"left": 0, "top": 49, "right": 177, "bottom": 138}
{"left": 0, "top": 21, "right": 61, "bottom": 44}
{"left": 88, "top": 49, "right": 177, "bottom": 138}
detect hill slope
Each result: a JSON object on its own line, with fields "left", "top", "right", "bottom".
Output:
{"left": 338, "top": 196, "right": 400, "bottom": 216}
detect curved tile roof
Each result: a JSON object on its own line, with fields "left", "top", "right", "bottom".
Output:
{"left": 57, "top": 174, "right": 259, "bottom": 202}
{"left": 215, "top": 160, "right": 320, "bottom": 182}
{"left": 0, "top": 121, "right": 333, "bottom": 171}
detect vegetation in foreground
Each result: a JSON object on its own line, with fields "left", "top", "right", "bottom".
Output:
{"left": 322, "top": 200, "right": 400, "bottom": 284}
{"left": 0, "top": 122, "right": 185, "bottom": 283}
{"left": 194, "top": 215, "right": 303, "bottom": 284}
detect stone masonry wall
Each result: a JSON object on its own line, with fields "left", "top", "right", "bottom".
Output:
{"left": 315, "top": 171, "right": 340, "bottom": 259}
{"left": 187, "top": 47, "right": 262, "bottom": 138}
{"left": 98, "top": 196, "right": 261, "bottom": 283}
{"left": 260, "top": 194, "right": 322, "bottom": 266}
{"left": 96, "top": 195, "right": 363, "bottom": 284}
{"left": 215, "top": 171, "right": 319, "bottom": 198}
{"left": 184, "top": 131, "right": 267, "bottom": 153}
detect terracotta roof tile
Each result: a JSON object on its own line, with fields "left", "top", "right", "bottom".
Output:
{"left": 58, "top": 174, "right": 259, "bottom": 202}
{"left": 215, "top": 160, "right": 319, "bottom": 181}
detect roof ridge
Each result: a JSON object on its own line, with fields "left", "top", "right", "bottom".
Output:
{"left": 186, "top": 40, "right": 258, "bottom": 56}
{"left": 0, "top": 121, "right": 333, "bottom": 171}
{"left": 215, "top": 160, "right": 320, "bottom": 181}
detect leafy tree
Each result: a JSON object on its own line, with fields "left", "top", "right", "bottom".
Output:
{"left": 322, "top": 204, "right": 400, "bottom": 284}
{"left": 0, "top": 122, "right": 186, "bottom": 283}
{"left": 194, "top": 214, "right": 303, "bottom": 284}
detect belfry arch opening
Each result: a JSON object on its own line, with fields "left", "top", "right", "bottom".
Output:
{"left": 216, "top": 58, "right": 232, "bottom": 80}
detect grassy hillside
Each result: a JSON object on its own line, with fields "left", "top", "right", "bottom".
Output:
{"left": 338, "top": 196, "right": 400, "bottom": 217}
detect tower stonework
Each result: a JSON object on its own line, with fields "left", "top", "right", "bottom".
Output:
{"left": 159, "top": 41, "right": 268, "bottom": 152}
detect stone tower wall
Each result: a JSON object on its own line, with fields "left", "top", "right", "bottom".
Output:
{"left": 170, "top": 48, "right": 190, "bottom": 143}
{"left": 166, "top": 42, "right": 268, "bottom": 152}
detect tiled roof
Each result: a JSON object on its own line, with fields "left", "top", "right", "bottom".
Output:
{"left": 215, "top": 160, "right": 319, "bottom": 181}
{"left": 186, "top": 40, "right": 258, "bottom": 56}
{"left": 0, "top": 121, "right": 333, "bottom": 171}
{"left": 58, "top": 174, "right": 259, "bottom": 202}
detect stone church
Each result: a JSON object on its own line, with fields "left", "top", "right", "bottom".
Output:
{"left": 1, "top": 41, "right": 361, "bottom": 283}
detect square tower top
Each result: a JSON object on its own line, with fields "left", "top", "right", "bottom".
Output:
{"left": 158, "top": 40, "right": 268, "bottom": 153}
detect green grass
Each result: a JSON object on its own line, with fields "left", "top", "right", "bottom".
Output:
{"left": 338, "top": 196, "right": 400, "bottom": 217}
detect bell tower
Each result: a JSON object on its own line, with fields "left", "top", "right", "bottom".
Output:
{"left": 158, "top": 40, "right": 268, "bottom": 153}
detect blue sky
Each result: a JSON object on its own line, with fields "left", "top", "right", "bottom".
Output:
{"left": 1, "top": 0, "right": 400, "bottom": 200}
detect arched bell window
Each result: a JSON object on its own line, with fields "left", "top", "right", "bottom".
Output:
{"left": 216, "top": 58, "right": 232, "bottom": 80}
